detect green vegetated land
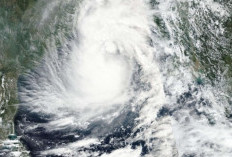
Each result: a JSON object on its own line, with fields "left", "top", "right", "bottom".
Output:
{"left": 177, "top": 0, "right": 232, "bottom": 118}
{"left": 151, "top": 0, "right": 232, "bottom": 117}
{"left": 151, "top": 0, "right": 232, "bottom": 88}
{"left": 0, "top": 0, "right": 39, "bottom": 139}
{"left": 174, "top": 1, "right": 232, "bottom": 118}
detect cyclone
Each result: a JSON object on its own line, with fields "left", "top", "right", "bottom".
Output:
{"left": 14, "top": 0, "right": 232, "bottom": 157}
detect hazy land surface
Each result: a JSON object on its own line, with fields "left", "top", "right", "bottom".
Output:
{"left": 0, "top": 0, "right": 78, "bottom": 139}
